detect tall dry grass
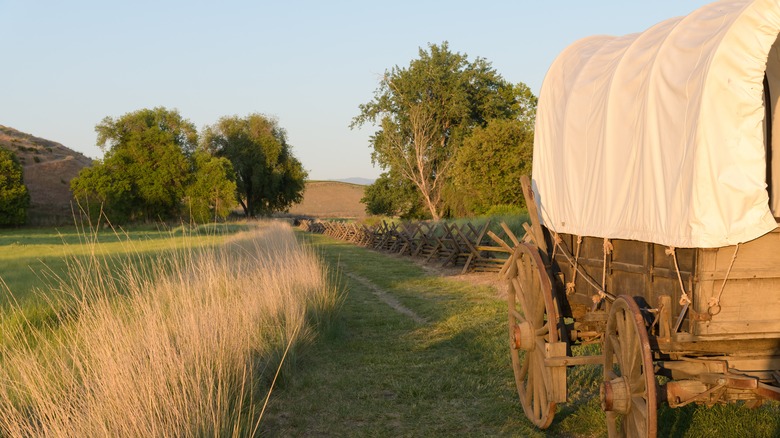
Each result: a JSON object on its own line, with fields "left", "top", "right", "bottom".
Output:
{"left": 0, "top": 221, "right": 340, "bottom": 436}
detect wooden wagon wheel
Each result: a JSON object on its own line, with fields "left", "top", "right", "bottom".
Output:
{"left": 508, "top": 243, "right": 560, "bottom": 429}
{"left": 601, "top": 295, "right": 657, "bottom": 438}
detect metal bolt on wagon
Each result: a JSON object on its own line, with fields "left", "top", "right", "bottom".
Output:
{"left": 503, "top": 0, "right": 780, "bottom": 436}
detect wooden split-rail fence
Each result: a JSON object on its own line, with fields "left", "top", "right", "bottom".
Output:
{"left": 299, "top": 218, "right": 526, "bottom": 274}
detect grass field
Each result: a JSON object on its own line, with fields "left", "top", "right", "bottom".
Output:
{"left": 0, "top": 223, "right": 246, "bottom": 303}
{"left": 261, "top": 231, "right": 780, "bottom": 437}
{"left": 1, "top": 222, "right": 777, "bottom": 436}
{"left": 0, "top": 221, "right": 341, "bottom": 436}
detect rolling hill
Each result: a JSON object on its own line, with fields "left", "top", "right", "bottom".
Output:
{"left": 288, "top": 180, "right": 367, "bottom": 218}
{"left": 0, "top": 125, "right": 92, "bottom": 224}
{"left": 0, "top": 125, "right": 369, "bottom": 223}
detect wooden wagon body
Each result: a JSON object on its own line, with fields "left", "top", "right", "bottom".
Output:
{"left": 507, "top": 1, "right": 780, "bottom": 436}
{"left": 553, "top": 229, "right": 780, "bottom": 344}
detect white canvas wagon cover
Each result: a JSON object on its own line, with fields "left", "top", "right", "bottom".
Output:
{"left": 533, "top": 0, "right": 780, "bottom": 248}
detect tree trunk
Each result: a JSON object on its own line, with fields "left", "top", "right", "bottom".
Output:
{"left": 424, "top": 196, "right": 440, "bottom": 220}
{"left": 238, "top": 198, "right": 249, "bottom": 217}
{"left": 245, "top": 182, "right": 254, "bottom": 217}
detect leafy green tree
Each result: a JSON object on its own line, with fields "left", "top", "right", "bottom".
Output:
{"left": 184, "top": 151, "right": 237, "bottom": 223}
{"left": 202, "top": 114, "right": 307, "bottom": 216}
{"left": 361, "top": 171, "right": 428, "bottom": 219}
{"left": 511, "top": 82, "right": 538, "bottom": 125}
{"left": 450, "top": 118, "right": 534, "bottom": 214}
{"left": 72, "top": 107, "right": 198, "bottom": 222}
{"left": 351, "top": 42, "right": 526, "bottom": 220}
{"left": 0, "top": 147, "right": 30, "bottom": 225}
{"left": 71, "top": 160, "right": 128, "bottom": 221}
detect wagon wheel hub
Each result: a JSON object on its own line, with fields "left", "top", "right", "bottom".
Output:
{"left": 600, "top": 376, "right": 631, "bottom": 415}
{"left": 512, "top": 321, "right": 535, "bottom": 351}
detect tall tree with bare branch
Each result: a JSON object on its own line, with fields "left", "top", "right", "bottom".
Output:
{"left": 352, "top": 42, "right": 524, "bottom": 219}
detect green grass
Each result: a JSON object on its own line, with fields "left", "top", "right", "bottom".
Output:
{"left": 0, "top": 222, "right": 250, "bottom": 352}
{"left": 262, "top": 232, "right": 780, "bottom": 437}
{"left": 262, "top": 233, "right": 543, "bottom": 436}
{"left": 0, "top": 222, "right": 340, "bottom": 435}
{"left": 3, "top": 223, "right": 777, "bottom": 436}
{"left": 0, "top": 223, "right": 248, "bottom": 304}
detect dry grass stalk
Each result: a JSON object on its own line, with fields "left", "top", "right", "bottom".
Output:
{"left": 0, "top": 221, "right": 338, "bottom": 437}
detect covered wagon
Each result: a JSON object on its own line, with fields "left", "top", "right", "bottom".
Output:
{"left": 506, "top": 0, "right": 780, "bottom": 436}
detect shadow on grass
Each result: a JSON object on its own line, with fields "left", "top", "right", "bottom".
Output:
{"left": 0, "top": 222, "right": 248, "bottom": 247}
{"left": 657, "top": 405, "right": 697, "bottom": 437}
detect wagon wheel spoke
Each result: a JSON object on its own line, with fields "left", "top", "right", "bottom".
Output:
{"left": 607, "top": 334, "right": 621, "bottom": 365}
{"left": 626, "top": 320, "right": 642, "bottom": 380}
{"left": 510, "top": 307, "right": 526, "bottom": 324}
{"left": 616, "top": 312, "right": 632, "bottom": 374}
{"left": 522, "top": 256, "right": 545, "bottom": 323}
{"left": 532, "top": 350, "right": 548, "bottom": 415}
{"left": 627, "top": 398, "right": 648, "bottom": 438}
{"left": 632, "top": 398, "right": 648, "bottom": 421}
{"left": 601, "top": 296, "right": 657, "bottom": 438}
{"left": 506, "top": 243, "right": 562, "bottom": 430}
{"left": 511, "top": 277, "right": 532, "bottom": 324}
{"left": 531, "top": 357, "right": 541, "bottom": 416}
{"left": 524, "top": 362, "right": 534, "bottom": 405}
{"left": 516, "top": 262, "right": 540, "bottom": 326}
{"left": 630, "top": 376, "right": 647, "bottom": 395}
{"left": 518, "top": 353, "right": 530, "bottom": 380}
{"left": 606, "top": 412, "right": 618, "bottom": 438}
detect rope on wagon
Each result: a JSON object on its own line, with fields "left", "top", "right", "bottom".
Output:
{"left": 549, "top": 232, "right": 615, "bottom": 302}
{"left": 707, "top": 242, "right": 740, "bottom": 315}
{"left": 596, "top": 238, "right": 613, "bottom": 302}
{"left": 541, "top": 206, "right": 615, "bottom": 302}
{"left": 665, "top": 246, "right": 692, "bottom": 306}
{"left": 565, "top": 235, "right": 582, "bottom": 295}
{"left": 551, "top": 233, "right": 561, "bottom": 261}
{"left": 591, "top": 237, "right": 615, "bottom": 306}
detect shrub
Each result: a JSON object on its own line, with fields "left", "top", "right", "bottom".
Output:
{"left": 0, "top": 147, "right": 30, "bottom": 225}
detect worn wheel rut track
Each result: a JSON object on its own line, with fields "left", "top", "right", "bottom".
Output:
{"left": 344, "top": 272, "right": 427, "bottom": 324}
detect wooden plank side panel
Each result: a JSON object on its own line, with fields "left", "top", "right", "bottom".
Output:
{"left": 611, "top": 238, "right": 644, "bottom": 266}
{"left": 694, "top": 229, "right": 780, "bottom": 337}
{"left": 551, "top": 228, "right": 780, "bottom": 340}
{"left": 695, "top": 278, "right": 780, "bottom": 336}
{"left": 550, "top": 234, "right": 587, "bottom": 311}
{"left": 551, "top": 233, "right": 693, "bottom": 318}
{"left": 698, "top": 229, "right": 780, "bottom": 280}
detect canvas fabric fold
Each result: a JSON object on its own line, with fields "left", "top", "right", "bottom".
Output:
{"left": 533, "top": 0, "right": 780, "bottom": 248}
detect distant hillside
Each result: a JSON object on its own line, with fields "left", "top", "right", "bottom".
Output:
{"left": 338, "top": 177, "right": 375, "bottom": 186}
{"left": 288, "top": 181, "right": 366, "bottom": 218}
{"left": 0, "top": 125, "right": 92, "bottom": 224}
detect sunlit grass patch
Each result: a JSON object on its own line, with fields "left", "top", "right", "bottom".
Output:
{"left": 0, "top": 223, "right": 249, "bottom": 304}
{"left": 0, "top": 221, "right": 341, "bottom": 436}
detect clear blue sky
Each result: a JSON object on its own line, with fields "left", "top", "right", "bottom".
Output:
{"left": 0, "top": 1, "right": 712, "bottom": 180}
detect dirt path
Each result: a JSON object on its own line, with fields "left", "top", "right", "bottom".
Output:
{"left": 261, "top": 234, "right": 538, "bottom": 436}
{"left": 344, "top": 272, "right": 428, "bottom": 324}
